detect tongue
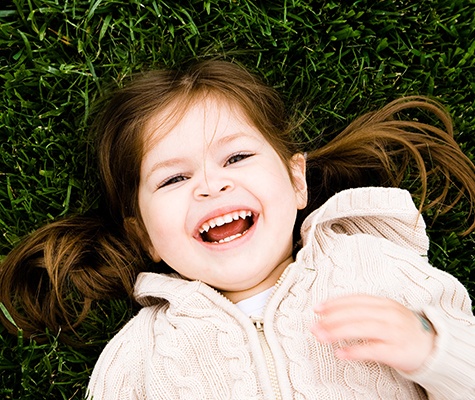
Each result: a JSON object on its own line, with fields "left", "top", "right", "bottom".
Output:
{"left": 203, "top": 218, "right": 251, "bottom": 242}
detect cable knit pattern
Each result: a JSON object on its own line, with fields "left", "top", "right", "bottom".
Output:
{"left": 87, "top": 187, "right": 475, "bottom": 399}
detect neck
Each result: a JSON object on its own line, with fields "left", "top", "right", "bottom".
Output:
{"left": 221, "top": 255, "right": 293, "bottom": 303}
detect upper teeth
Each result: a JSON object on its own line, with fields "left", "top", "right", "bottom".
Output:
{"left": 199, "top": 210, "right": 252, "bottom": 234}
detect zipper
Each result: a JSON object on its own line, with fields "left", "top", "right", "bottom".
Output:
{"left": 249, "top": 264, "right": 291, "bottom": 399}
{"left": 213, "top": 265, "right": 292, "bottom": 399}
{"left": 251, "top": 316, "right": 283, "bottom": 400}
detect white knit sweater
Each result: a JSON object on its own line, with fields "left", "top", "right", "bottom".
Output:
{"left": 87, "top": 187, "right": 475, "bottom": 399}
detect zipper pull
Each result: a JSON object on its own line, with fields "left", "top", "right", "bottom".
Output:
{"left": 250, "top": 316, "right": 264, "bottom": 331}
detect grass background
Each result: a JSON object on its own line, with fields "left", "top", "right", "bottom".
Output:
{"left": 1, "top": 0, "right": 475, "bottom": 398}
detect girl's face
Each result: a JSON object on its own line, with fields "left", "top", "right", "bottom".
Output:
{"left": 138, "top": 96, "right": 307, "bottom": 302}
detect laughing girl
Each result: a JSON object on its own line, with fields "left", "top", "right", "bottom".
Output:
{"left": 2, "top": 61, "right": 475, "bottom": 399}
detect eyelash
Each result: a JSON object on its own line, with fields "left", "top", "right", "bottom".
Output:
{"left": 225, "top": 152, "right": 254, "bottom": 166}
{"left": 157, "top": 174, "right": 189, "bottom": 189}
{"left": 156, "top": 152, "right": 255, "bottom": 190}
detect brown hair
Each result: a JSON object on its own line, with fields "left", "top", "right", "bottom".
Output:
{"left": 302, "top": 96, "right": 475, "bottom": 234}
{"left": 1, "top": 60, "right": 475, "bottom": 341}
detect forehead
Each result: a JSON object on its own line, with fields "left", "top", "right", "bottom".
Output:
{"left": 142, "top": 95, "right": 261, "bottom": 153}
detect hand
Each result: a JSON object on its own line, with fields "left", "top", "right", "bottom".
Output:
{"left": 310, "top": 295, "right": 436, "bottom": 373}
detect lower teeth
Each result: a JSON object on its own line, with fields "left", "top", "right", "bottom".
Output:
{"left": 216, "top": 229, "right": 248, "bottom": 244}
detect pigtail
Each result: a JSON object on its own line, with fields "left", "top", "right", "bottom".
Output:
{"left": 305, "top": 96, "right": 475, "bottom": 234}
{"left": 0, "top": 214, "right": 144, "bottom": 342}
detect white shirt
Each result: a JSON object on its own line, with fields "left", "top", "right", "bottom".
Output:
{"left": 235, "top": 286, "right": 274, "bottom": 318}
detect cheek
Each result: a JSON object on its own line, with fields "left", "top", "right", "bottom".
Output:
{"left": 140, "top": 194, "right": 189, "bottom": 260}
{"left": 265, "top": 163, "right": 299, "bottom": 201}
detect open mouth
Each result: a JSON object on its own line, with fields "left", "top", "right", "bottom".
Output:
{"left": 198, "top": 210, "right": 255, "bottom": 244}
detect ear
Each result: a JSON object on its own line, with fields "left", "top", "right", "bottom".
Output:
{"left": 290, "top": 153, "right": 308, "bottom": 210}
{"left": 123, "top": 217, "right": 162, "bottom": 262}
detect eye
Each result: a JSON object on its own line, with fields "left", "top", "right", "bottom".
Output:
{"left": 225, "top": 152, "right": 254, "bottom": 166}
{"left": 157, "top": 174, "right": 188, "bottom": 189}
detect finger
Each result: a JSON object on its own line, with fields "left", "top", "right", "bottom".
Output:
{"left": 315, "top": 294, "right": 398, "bottom": 315}
{"left": 313, "top": 319, "right": 388, "bottom": 343}
{"left": 335, "top": 341, "right": 391, "bottom": 363}
{"left": 334, "top": 332, "right": 434, "bottom": 373}
{"left": 316, "top": 295, "right": 416, "bottom": 330}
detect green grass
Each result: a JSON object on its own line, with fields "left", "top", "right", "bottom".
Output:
{"left": 1, "top": 0, "right": 475, "bottom": 398}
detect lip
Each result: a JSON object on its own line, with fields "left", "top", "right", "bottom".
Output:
{"left": 193, "top": 206, "right": 259, "bottom": 248}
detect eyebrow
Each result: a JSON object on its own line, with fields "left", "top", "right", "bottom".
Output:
{"left": 215, "top": 131, "right": 255, "bottom": 145}
{"left": 145, "top": 158, "right": 184, "bottom": 182}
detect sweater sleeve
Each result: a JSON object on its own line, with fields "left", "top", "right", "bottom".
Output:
{"left": 367, "top": 232, "right": 475, "bottom": 399}
{"left": 87, "top": 309, "right": 152, "bottom": 400}
{"left": 391, "top": 254, "right": 475, "bottom": 399}
{"left": 303, "top": 187, "right": 475, "bottom": 398}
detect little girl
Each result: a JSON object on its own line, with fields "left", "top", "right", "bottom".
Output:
{"left": 1, "top": 60, "right": 475, "bottom": 399}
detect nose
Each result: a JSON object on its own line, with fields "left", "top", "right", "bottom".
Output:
{"left": 194, "top": 172, "right": 233, "bottom": 199}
